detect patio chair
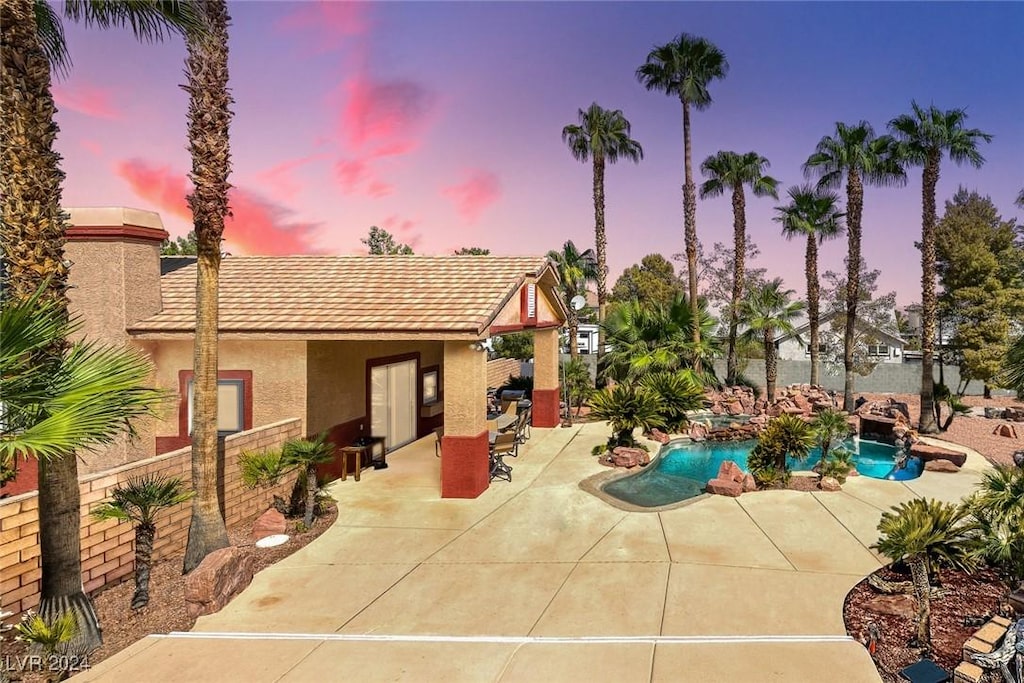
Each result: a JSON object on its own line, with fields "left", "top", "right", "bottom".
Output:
{"left": 489, "top": 433, "right": 515, "bottom": 482}
{"left": 497, "top": 400, "right": 518, "bottom": 432}
{"left": 513, "top": 410, "right": 529, "bottom": 446}
{"left": 433, "top": 426, "right": 443, "bottom": 457}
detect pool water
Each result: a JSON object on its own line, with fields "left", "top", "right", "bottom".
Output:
{"left": 602, "top": 438, "right": 921, "bottom": 508}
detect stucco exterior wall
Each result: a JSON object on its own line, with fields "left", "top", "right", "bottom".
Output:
{"left": 305, "top": 340, "right": 444, "bottom": 435}
{"left": 776, "top": 338, "right": 904, "bottom": 363}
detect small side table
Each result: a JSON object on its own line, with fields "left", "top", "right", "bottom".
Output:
{"left": 338, "top": 446, "right": 367, "bottom": 482}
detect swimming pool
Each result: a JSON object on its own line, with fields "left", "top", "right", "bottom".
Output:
{"left": 601, "top": 438, "right": 921, "bottom": 508}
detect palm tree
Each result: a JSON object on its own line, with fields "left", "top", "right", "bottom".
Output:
{"left": 803, "top": 122, "right": 904, "bottom": 411}
{"left": 91, "top": 475, "right": 193, "bottom": 609}
{"left": 588, "top": 384, "right": 665, "bottom": 449}
{"left": 562, "top": 103, "right": 643, "bottom": 362}
{"left": 739, "top": 279, "right": 805, "bottom": 400}
{"left": 888, "top": 103, "right": 992, "bottom": 434}
{"left": 282, "top": 435, "right": 335, "bottom": 528}
{"left": 774, "top": 185, "right": 845, "bottom": 386}
{"left": 636, "top": 34, "right": 729, "bottom": 360}
{"left": 1003, "top": 334, "right": 1024, "bottom": 392}
{"left": 1, "top": 293, "right": 165, "bottom": 645}
{"left": 602, "top": 294, "right": 719, "bottom": 384}
{"left": 1, "top": 0, "right": 202, "bottom": 650}
{"left": 699, "top": 151, "right": 779, "bottom": 385}
{"left": 547, "top": 240, "right": 598, "bottom": 359}
{"left": 183, "top": 0, "right": 235, "bottom": 575}
{"left": 872, "top": 499, "right": 977, "bottom": 652}
{"left": 967, "top": 466, "right": 1024, "bottom": 581}
{"left": 810, "top": 409, "right": 850, "bottom": 475}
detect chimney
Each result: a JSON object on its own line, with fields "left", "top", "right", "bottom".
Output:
{"left": 64, "top": 207, "right": 168, "bottom": 346}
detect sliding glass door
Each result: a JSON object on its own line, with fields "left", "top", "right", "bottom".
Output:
{"left": 370, "top": 359, "right": 417, "bottom": 450}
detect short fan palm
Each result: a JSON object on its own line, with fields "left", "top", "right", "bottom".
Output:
{"left": 810, "top": 409, "right": 851, "bottom": 476}
{"left": 282, "top": 434, "right": 335, "bottom": 528}
{"left": 91, "top": 475, "right": 193, "bottom": 609}
{"left": 588, "top": 384, "right": 665, "bottom": 448}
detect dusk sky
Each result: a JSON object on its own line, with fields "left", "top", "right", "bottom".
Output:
{"left": 53, "top": 1, "right": 1023, "bottom": 306}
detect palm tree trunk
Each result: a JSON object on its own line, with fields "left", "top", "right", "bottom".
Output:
{"left": 183, "top": 0, "right": 233, "bottom": 574}
{"left": 303, "top": 463, "right": 317, "bottom": 528}
{"left": 132, "top": 523, "right": 156, "bottom": 609}
{"left": 918, "top": 155, "right": 940, "bottom": 434}
{"left": 681, "top": 98, "right": 702, "bottom": 368}
{"left": 593, "top": 155, "right": 608, "bottom": 362}
{"left": 568, "top": 309, "right": 579, "bottom": 360}
{"left": 842, "top": 169, "right": 864, "bottom": 412}
{"left": 764, "top": 329, "right": 777, "bottom": 401}
{"left": 1, "top": 0, "right": 101, "bottom": 651}
{"left": 909, "top": 555, "right": 932, "bottom": 651}
{"left": 806, "top": 236, "right": 820, "bottom": 387}
{"left": 726, "top": 184, "right": 746, "bottom": 386}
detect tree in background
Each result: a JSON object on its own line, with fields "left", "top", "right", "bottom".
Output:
{"left": 699, "top": 150, "right": 779, "bottom": 386}
{"left": 454, "top": 246, "right": 490, "bottom": 255}
{"left": 548, "top": 241, "right": 598, "bottom": 359}
{"left": 774, "top": 184, "right": 845, "bottom": 386}
{"left": 161, "top": 231, "right": 199, "bottom": 255}
{"left": 492, "top": 332, "right": 534, "bottom": 361}
{"left": 693, "top": 240, "right": 768, "bottom": 322}
{"left": 362, "top": 226, "right": 414, "bottom": 254}
{"left": 562, "top": 102, "right": 644, "bottom": 363}
{"left": 818, "top": 259, "right": 899, "bottom": 380}
{"left": 610, "top": 253, "right": 684, "bottom": 308}
{"left": 804, "top": 122, "right": 904, "bottom": 411}
{"left": 1, "top": 0, "right": 202, "bottom": 649}
{"left": 739, "top": 279, "right": 805, "bottom": 400}
{"left": 636, "top": 34, "right": 729, "bottom": 362}
{"left": 183, "top": 0, "right": 235, "bottom": 575}
{"left": 889, "top": 102, "right": 991, "bottom": 432}
{"left": 935, "top": 189, "right": 1024, "bottom": 397}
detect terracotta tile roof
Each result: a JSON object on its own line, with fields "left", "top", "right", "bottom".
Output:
{"left": 130, "top": 255, "right": 554, "bottom": 337}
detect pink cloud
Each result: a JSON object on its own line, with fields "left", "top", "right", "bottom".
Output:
{"left": 275, "top": 1, "right": 370, "bottom": 51}
{"left": 52, "top": 84, "right": 121, "bottom": 120}
{"left": 257, "top": 154, "right": 325, "bottom": 201}
{"left": 442, "top": 170, "right": 502, "bottom": 224}
{"left": 382, "top": 215, "right": 423, "bottom": 251}
{"left": 116, "top": 159, "right": 323, "bottom": 255}
{"left": 79, "top": 139, "right": 104, "bottom": 157}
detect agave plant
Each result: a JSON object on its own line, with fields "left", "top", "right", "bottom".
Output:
{"left": 639, "top": 370, "right": 705, "bottom": 432}
{"left": 91, "top": 475, "right": 193, "bottom": 609}
{"left": 588, "top": 384, "right": 665, "bottom": 448}
{"left": 872, "top": 499, "right": 977, "bottom": 651}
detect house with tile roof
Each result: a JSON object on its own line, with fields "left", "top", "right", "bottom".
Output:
{"left": 59, "top": 207, "right": 567, "bottom": 498}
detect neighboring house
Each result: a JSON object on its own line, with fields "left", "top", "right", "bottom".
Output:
{"left": 774, "top": 311, "right": 905, "bottom": 364}
{"left": 51, "top": 207, "right": 567, "bottom": 499}
{"left": 575, "top": 323, "right": 600, "bottom": 355}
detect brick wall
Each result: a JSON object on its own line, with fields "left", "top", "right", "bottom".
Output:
{"left": 487, "top": 357, "right": 521, "bottom": 389}
{"left": 0, "top": 419, "right": 301, "bottom": 617}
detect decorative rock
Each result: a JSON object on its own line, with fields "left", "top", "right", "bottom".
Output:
{"left": 846, "top": 468, "right": 859, "bottom": 477}
{"left": 792, "top": 393, "right": 810, "bottom": 412}
{"left": 610, "top": 447, "right": 649, "bottom": 468}
{"left": 818, "top": 476, "right": 842, "bottom": 492}
{"left": 726, "top": 401, "right": 744, "bottom": 416}
{"left": 705, "top": 478, "right": 742, "bottom": 497}
{"left": 924, "top": 459, "right": 960, "bottom": 473}
{"left": 184, "top": 546, "right": 256, "bottom": 617}
{"left": 252, "top": 508, "right": 287, "bottom": 541}
{"left": 1014, "top": 450, "right": 1024, "bottom": 469}
{"left": 689, "top": 423, "right": 709, "bottom": 441}
{"left": 717, "top": 460, "right": 745, "bottom": 484}
{"left": 650, "top": 428, "right": 671, "bottom": 444}
{"left": 741, "top": 473, "right": 757, "bottom": 492}
{"left": 993, "top": 423, "right": 1019, "bottom": 439}
{"left": 910, "top": 443, "right": 967, "bottom": 468}
{"left": 862, "top": 593, "right": 915, "bottom": 618}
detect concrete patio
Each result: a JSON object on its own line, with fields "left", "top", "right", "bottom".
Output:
{"left": 76, "top": 423, "right": 989, "bottom": 682}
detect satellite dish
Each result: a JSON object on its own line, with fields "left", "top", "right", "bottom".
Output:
{"left": 570, "top": 295, "right": 587, "bottom": 311}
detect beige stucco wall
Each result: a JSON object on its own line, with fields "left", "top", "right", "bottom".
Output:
{"left": 533, "top": 328, "right": 560, "bottom": 390}
{"left": 489, "top": 280, "right": 564, "bottom": 330}
{"left": 443, "top": 341, "right": 487, "bottom": 436}
{"left": 305, "top": 340, "right": 443, "bottom": 434}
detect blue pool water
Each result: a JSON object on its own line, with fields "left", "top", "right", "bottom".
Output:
{"left": 602, "top": 438, "right": 921, "bottom": 508}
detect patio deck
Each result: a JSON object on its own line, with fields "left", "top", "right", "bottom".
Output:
{"left": 76, "top": 424, "right": 990, "bottom": 682}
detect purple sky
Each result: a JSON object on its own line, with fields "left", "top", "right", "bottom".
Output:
{"left": 53, "top": 1, "right": 1023, "bottom": 306}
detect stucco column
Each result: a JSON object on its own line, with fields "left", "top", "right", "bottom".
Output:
{"left": 532, "top": 327, "right": 561, "bottom": 428}
{"left": 441, "top": 341, "right": 489, "bottom": 498}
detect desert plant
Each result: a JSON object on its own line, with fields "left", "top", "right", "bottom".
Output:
{"left": 932, "top": 382, "right": 971, "bottom": 431}
{"left": 281, "top": 434, "right": 335, "bottom": 527}
{"left": 497, "top": 374, "right": 534, "bottom": 399}
{"left": 872, "top": 499, "right": 977, "bottom": 651}
{"left": 967, "top": 466, "right": 1024, "bottom": 580}
{"left": 91, "top": 475, "right": 193, "bottom": 609}
{"left": 639, "top": 370, "right": 704, "bottom": 432}
{"left": 588, "top": 384, "right": 665, "bottom": 449}
{"left": 748, "top": 414, "right": 814, "bottom": 487}
{"left": 811, "top": 409, "right": 851, "bottom": 474}
{"left": 561, "top": 357, "right": 593, "bottom": 417}
{"left": 821, "top": 447, "right": 856, "bottom": 483}
{"left": 14, "top": 610, "right": 78, "bottom": 681}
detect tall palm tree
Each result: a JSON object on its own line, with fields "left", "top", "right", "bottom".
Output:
{"left": 740, "top": 279, "right": 805, "bottom": 400}
{"left": 1, "top": 0, "right": 202, "bottom": 649}
{"left": 699, "top": 151, "right": 779, "bottom": 386}
{"left": 562, "top": 103, "right": 643, "bottom": 362}
{"left": 773, "top": 185, "right": 845, "bottom": 386}
{"left": 803, "top": 122, "right": 904, "bottom": 411}
{"left": 547, "top": 240, "right": 598, "bottom": 359}
{"left": 636, "top": 33, "right": 729, "bottom": 359}
{"left": 91, "top": 475, "right": 192, "bottom": 610}
{"left": 888, "top": 103, "right": 991, "bottom": 434}
{"left": 183, "top": 0, "right": 234, "bottom": 575}
{"left": 873, "top": 499, "right": 976, "bottom": 653}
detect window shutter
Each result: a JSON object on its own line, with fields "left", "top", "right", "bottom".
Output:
{"left": 527, "top": 283, "right": 536, "bottom": 319}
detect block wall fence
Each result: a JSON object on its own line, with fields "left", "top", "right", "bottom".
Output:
{"left": 0, "top": 419, "right": 302, "bottom": 617}
{"left": 486, "top": 357, "right": 521, "bottom": 389}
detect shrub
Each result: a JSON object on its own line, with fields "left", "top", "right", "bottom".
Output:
{"left": 562, "top": 358, "right": 593, "bottom": 416}
{"left": 588, "top": 384, "right": 665, "bottom": 449}
{"left": 967, "top": 465, "right": 1024, "bottom": 580}
{"left": 639, "top": 370, "right": 704, "bottom": 432}
{"left": 748, "top": 414, "right": 814, "bottom": 487}
{"left": 497, "top": 374, "right": 533, "bottom": 399}
{"left": 820, "top": 447, "right": 856, "bottom": 483}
